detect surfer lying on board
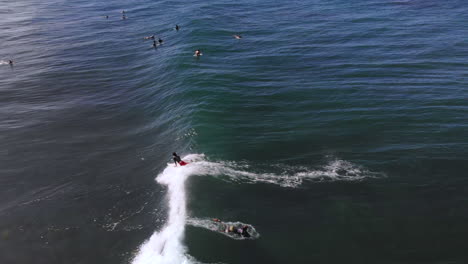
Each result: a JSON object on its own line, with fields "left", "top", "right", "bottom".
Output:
{"left": 213, "top": 218, "right": 251, "bottom": 238}
{"left": 173, "top": 152, "right": 188, "bottom": 166}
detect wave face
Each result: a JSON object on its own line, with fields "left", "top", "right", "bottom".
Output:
{"left": 2, "top": 0, "right": 468, "bottom": 263}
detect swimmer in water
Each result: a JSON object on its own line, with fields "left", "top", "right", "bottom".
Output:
{"left": 152, "top": 40, "right": 157, "bottom": 47}
{"left": 121, "top": 10, "right": 126, "bottom": 14}
{"left": 233, "top": 34, "right": 242, "bottom": 39}
{"left": 8, "top": 60, "right": 13, "bottom": 65}
{"left": 175, "top": 24, "right": 180, "bottom": 31}
{"left": 241, "top": 225, "right": 250, "bottom": 237}
{"left": 122, "top": 15, "right": 127, "bottom": 20}
{"left": 194, "top": 49, "right": 202, "bottom": 57}
{"left": 105, "top": 15, "right": 109, "bottom": 19}
{"left": 231, "top": 225, "right": 250, "bottom": 237}
{"left": 158, "top": 38, "right": 163, "bottom": 44}
{"left": 144, "top": 35, "right": 155, "bottom": 40}
{"left": 214, "top": 219, "right": 251, "bottom": 238}
{"left": 226, "top": 225, "right": 234, "bottom": 233}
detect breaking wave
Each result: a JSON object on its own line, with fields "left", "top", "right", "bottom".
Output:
{"left": 131, "top": 156, "right": 195, "bottom": 264}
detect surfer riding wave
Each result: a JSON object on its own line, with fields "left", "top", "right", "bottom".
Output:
{"left": 173, "top": 152, "right": 188, "bottom": 166}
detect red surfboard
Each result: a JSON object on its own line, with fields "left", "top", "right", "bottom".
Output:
{"left": 179, "top": 161, "right": 188, "bottom": 166}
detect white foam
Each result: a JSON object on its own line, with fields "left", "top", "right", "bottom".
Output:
{"left": 188, "top": 157, "right": 383, "bottom": 188}
{"left": 187, "top": 218, "right": 260, "bottom": 240}
{"left": 131, "top": 154, "right": 383, "bottom": 264}
{"left": 132, "top": 155, "right": 199, "bottom": 264}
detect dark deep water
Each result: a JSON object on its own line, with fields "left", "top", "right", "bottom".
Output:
{"left": 1, "top": 0, "right": 468, "bottom": 263}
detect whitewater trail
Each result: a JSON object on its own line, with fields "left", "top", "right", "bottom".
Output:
{"left": 131, "top": 155, "right": 201, "bottom": 264}
{"left": 131, "top": 154, "right": 383, "bottom": 264}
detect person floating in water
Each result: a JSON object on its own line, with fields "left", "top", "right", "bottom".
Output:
{"left": 194, "top": 49, "right": 202, "bottom": 57}
{"left": 233, "top": 34, "right": 242, "bottom": 39}
{"left": 213, "top": 219, "right": 251, "bottom": 238}
{"left": 105, "top": 15, "right": 109, "bottom": 19}
{"left": 8, "top": 60, "right": 13, "bottom": 65}
{"left": 121, "top": 10, "right": 126, "bottom": 14}
{"left": 229, "top": 225, "right": 250, "bottom": 237}
{"left": 122, "top": 15, "right": 127, "bottom": 20}
{"left": 175, "top": 25, "right": 180, "bottom": 31}
{"left": 173, "top": 152, "right": 188, "bottom": 166}
{"left": 230, "top": 225, "right": 250, "bottom": 237}
{"left": 152, "top": 40, "right": 157, "bottom": 47}
{"left": 158, "top": 38, "right": 163, "bottom": 44}
{"left": 240, "top": 225, "right": 250, "bottom": 237}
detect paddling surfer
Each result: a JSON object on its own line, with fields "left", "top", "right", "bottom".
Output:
{"left": 213, "top": 219, "right": 251, "bottom": 238}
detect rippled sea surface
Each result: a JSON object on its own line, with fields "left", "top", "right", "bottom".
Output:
{"left": 1, "top": 0, "right": 468, "bottom": 263}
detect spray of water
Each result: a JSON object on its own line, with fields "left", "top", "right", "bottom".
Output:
{"left": 131, "top": 154, "right": 383, "bottom": 264}
{"left": 190, "top": 158, "right": 384, "bottom": 188}
{"left": 131, "top": 157, "right": 196, "bottom": 264}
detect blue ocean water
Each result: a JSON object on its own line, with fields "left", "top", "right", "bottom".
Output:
{"left": 1, "top": 0, "right": 468, "bottom": 263}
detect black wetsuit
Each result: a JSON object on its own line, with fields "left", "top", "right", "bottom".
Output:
{"left": 241, "top": 226, "right": 250, "bottom": 238}
{"left": 173, "top": 155, "right": 181, "bottom": 166}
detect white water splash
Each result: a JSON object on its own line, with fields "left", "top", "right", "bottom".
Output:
{"left": 187, "top": 218, "right": 260, "bottom": 240}
{"left": 189, "top": 157, "right": 384, "bottom": 188}
{"left": 132, "top": 155, "right": 199, "bottom": 264}
{"left": 131, "top": 154, "right": 383, "bottom": 264}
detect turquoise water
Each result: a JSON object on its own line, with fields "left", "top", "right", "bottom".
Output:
{"left": 1, "top": 0, "right": 468, "bottom": 263}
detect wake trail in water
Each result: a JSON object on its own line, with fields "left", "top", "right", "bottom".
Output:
{"left": 192, "top": 158, "right": 384, "bottom": 188}
{"left": 131, "top": 154, "right": 383, "bottom": 264}
{"left": 132, "top": 155, "right": 196, "bottom": 264}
